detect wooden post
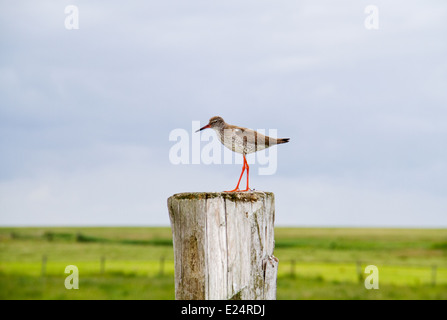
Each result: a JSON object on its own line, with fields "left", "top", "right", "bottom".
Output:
{"left": 159, "top": 256, "right": 165, "bottom": 276}
{"left": 290, "top": 259, "right": 296, "bottom": 278}
{"left": 100, "top": 256, "right": 105, "bottom": 275}
{"left": 431, "top": 265, "right": 437, "bottom": 286}
{"left": 41, "top": 255, "right": 47, "bottom": 277}
{"left": 167, "top": 192, "right": 278, "bottom": 300}
{"left": 356, "top": 261, "right": 363, "bottom": 283}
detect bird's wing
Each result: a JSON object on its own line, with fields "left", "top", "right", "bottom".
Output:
{"left": 231, "top": 126, "right": 273, "bottom": 147}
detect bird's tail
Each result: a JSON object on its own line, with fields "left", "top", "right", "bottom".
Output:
{"left": 276, "top": 138, "right": 290, "bottom": 144}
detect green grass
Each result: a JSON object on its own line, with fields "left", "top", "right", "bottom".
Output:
{"left": 1, "top": 226, "right": 446, "bottom": 299}
{"left": 276, "top": 275, "right": 447, "bottom": 300}
{"left": 0, "top": 274, "right": 175, "bottom": 300}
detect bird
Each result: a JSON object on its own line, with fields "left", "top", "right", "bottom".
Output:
{"left": 196, "top": 116, "right": 290, "bottom": 192}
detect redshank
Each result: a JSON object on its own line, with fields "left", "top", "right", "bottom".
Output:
{"left": 196, "top": 116, "right": 290, "bottom": 192}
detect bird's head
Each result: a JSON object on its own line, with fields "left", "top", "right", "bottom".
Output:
{"left": 196, "top": 116, "right": 225, "bottom": 132}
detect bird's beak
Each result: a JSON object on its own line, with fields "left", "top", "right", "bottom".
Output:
{"left": 196, "top": 124, "right": 211, "bottom": 132}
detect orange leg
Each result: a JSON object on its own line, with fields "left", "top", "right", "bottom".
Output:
{"left": 241, "top": 155, "right": 250, "bottom": 192}
{"left": 225, "top": 157, "right": 246, "bottom": 192}
{"left": 225, "top": 155, "right": 251, "bottom": 192}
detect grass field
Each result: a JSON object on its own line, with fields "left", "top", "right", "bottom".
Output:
{"left": 0, "top": 227, "right": 446, "bottom": 299}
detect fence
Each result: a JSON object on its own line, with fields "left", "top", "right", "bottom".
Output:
{"left": 7, "top": 255, "right": 445, "bottom": 287}
{"left": 282, "top": 259, "right": 446, "bottom": 286}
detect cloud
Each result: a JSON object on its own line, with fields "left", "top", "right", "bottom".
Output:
{"left": 271, "top": 176, "right": 447, "bottom": 227}
{"left": 2, "top": 157, "right": 445, "bottom": 227}
{"left": 0, "top": 1, "right": 446, "bottom": 227}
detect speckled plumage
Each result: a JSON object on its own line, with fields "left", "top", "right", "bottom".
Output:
{"left": 196, "top": 116, "right": 289, "bottom": 192}
{"left": 203, "top": 116, "right": 289, "bottom": 155}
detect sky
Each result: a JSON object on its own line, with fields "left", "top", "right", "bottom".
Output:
{"left": 0, "top": 1, "right": 446, "bottom": 227}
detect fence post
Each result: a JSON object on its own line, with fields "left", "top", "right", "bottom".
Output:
{"left": 290, "top": 259, "right": 296, "bottom": 278}
{"left": 356, "top": 261, "right": 363, "bottom": 283}
{"left": 100, "top": 256, "right": 106, "bottom": 275}
{"left": 41, "top": 255, "right": 47, "bottom": 277}
{"left": 431, "top": 265, "right": 437, "bottom": 286}
{"left": 159, "top": 256, "right": 165, "bottom": 276}
{"left": 168, "top": 192, "right": 278, "bottom": 300}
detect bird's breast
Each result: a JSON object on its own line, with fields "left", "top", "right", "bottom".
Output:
{"left": 215, "top": 128, "right": 266, "bottom": 154}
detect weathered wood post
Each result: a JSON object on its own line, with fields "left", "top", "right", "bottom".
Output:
{"left": 168, "top": 192, "right": 278, "bottom": 300}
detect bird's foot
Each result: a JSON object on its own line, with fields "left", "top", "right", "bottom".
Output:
{"left": 224, "top": 187, "right": 254, "bottom": 192}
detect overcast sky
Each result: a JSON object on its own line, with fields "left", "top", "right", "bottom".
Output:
{"left": 1, "top": 1, "right": 446, "bottom": 227}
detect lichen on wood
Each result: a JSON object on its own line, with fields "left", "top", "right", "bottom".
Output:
{"left": 171, "top": 191, "right": 274, "bottom": 203}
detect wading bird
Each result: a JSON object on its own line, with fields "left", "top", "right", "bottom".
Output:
{"left": 196, "top": 116, "right": 289, "bottom": 192}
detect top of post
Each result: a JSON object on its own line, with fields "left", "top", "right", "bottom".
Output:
{"left": 169, "top": 191, "right": 274, "bottom": 203}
